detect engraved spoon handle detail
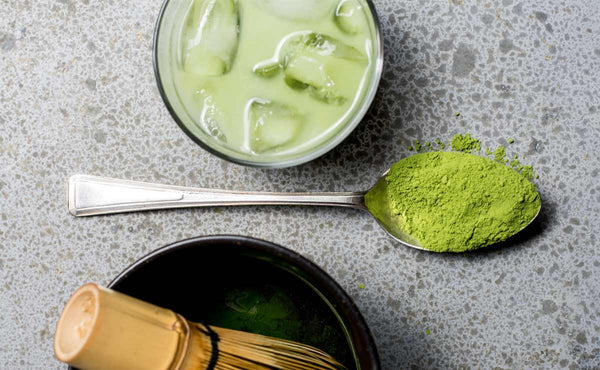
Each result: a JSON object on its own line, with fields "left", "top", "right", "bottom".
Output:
{"left": 68, "top": 175, "right": 367, "bottom": 217}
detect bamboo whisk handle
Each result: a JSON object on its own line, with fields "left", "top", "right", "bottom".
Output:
{"left": 55, "top": 284, "right": 345, "bottom": 370}
{"left": 54, "top": 284, "right": 204, "bottom": 370}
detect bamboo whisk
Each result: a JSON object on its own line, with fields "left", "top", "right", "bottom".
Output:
{"left": 54, "top": 284, "right": 346, "bottom": 370}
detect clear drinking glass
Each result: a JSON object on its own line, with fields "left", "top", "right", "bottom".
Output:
{"left": 153, "top": 0, "right": 383, "bottom": 168}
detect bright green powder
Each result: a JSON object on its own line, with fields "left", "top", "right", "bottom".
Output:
{"left": 415, "top": 140, "right": 422, "bottom": 152}
{"left": 451, "top": 134, "right": 481, "bottom": 153}
{"left": 494, "top": 146, "right": 507, "bottom": 162}
{"left": 369, "top": 151, "right": 541, "bottom": 253}
{"left": 493, "top": 144, "right": 535, "bottom": 180}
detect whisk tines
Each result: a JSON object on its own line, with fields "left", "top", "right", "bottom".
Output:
{"left": 197, "top": 325, "right": 347, "bottom": 370}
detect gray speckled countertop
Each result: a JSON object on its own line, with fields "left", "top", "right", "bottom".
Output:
{"left": 1, "top": 0, "right": 599, "bottom": 369}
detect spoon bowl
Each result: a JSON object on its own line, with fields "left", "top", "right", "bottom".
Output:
{"left": 363, "top": 174, "right": 542, "bottom": 252}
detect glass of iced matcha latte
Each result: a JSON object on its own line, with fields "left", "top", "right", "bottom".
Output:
{"left": 154, "top": 0, "right": 382, "bottom": 167}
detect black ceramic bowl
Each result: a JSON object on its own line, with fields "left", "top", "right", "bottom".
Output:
{"left": 72, "top": 236, "right": 380, "bottom": 370}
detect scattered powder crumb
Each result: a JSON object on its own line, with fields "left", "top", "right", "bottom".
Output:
{"left": 520, "top": 165, "right": 535, "bottom": 180}
{"left": 494, "top": 146, "right": 507, "bottom": 162}
{"left": 408, "top": 135, "right": 538, "bottom": 181}
{"left": 451, "top": 134, "right": 481, "bottom": 153}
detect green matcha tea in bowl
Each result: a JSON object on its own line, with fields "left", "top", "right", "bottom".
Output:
{"left": 154, "top": 0, "right": 383, "bottom": 167}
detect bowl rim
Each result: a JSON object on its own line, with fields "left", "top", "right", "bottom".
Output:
{"left": 153, "top": 0, "right": 384, "bottom": 168}
{"left": 107, "top": 235, "right": 382, "bottom": 370}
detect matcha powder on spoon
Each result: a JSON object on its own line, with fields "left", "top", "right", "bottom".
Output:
{"left": 369, "top": 151, "right": 541, "bottom": 253}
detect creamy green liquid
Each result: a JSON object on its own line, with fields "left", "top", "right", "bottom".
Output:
{"left": 172, "top": 0, "right": 375, "bottom": 160}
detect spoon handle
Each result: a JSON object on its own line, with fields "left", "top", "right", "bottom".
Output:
{"left": 68, "top": 175, "right": 366, "bottom": 217}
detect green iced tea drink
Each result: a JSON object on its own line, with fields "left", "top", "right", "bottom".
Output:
{"left": 169, "top": 0, "right": 378, "bottom": 163}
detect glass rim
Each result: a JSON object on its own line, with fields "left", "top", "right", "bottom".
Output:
{"left": 153, "top": 0, "right": 384, "bottom": 168}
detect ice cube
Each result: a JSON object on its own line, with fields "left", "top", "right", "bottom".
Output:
{"left": 334, "top": 0, "right": 364, "bottom": 35}
{"left": 285, "top": 55, "right": 330, "bottom": 88}
{"left": 252, "top": 60, "right": 281, "bottom": 78}
{"left": 308, "top": 86, "right": 346, "bottom": 105}
{"left": 184, "top": 48, "right": 227, "bottom": 76}
{"left": 254, "top": 32, "right": 364, "bottom": 104}
{"left": 181, "top": 0, "right": 239, "bottom": 76}
{"left": 256, "top": 0, "right": 335, "bottom": 21}
{"left": 193, "top": 88, "right": 228, "bottom": 142}
{"left": 299, "top": 33, "right": 366, "bottom": 61}
{"left": 283, "top": 75, "right": 309, "bottom": 90}
{"left": 284, "top": 54, "right": 346, "bottom": 104}
{"left": 246, "top": 99, "right": 303, "bottom": 153}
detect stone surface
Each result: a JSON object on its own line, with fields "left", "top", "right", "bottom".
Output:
{"left": 1, "top": 0, "right": 599, "bottom": 369}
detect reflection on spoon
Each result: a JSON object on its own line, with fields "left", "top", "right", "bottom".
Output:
{"left": 362, "top": 171, "right": 424, "bottom": 250}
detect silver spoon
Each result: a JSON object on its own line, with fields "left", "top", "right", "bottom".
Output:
{"left": 68, "top": 174, "right": 540, "bottom": 251}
